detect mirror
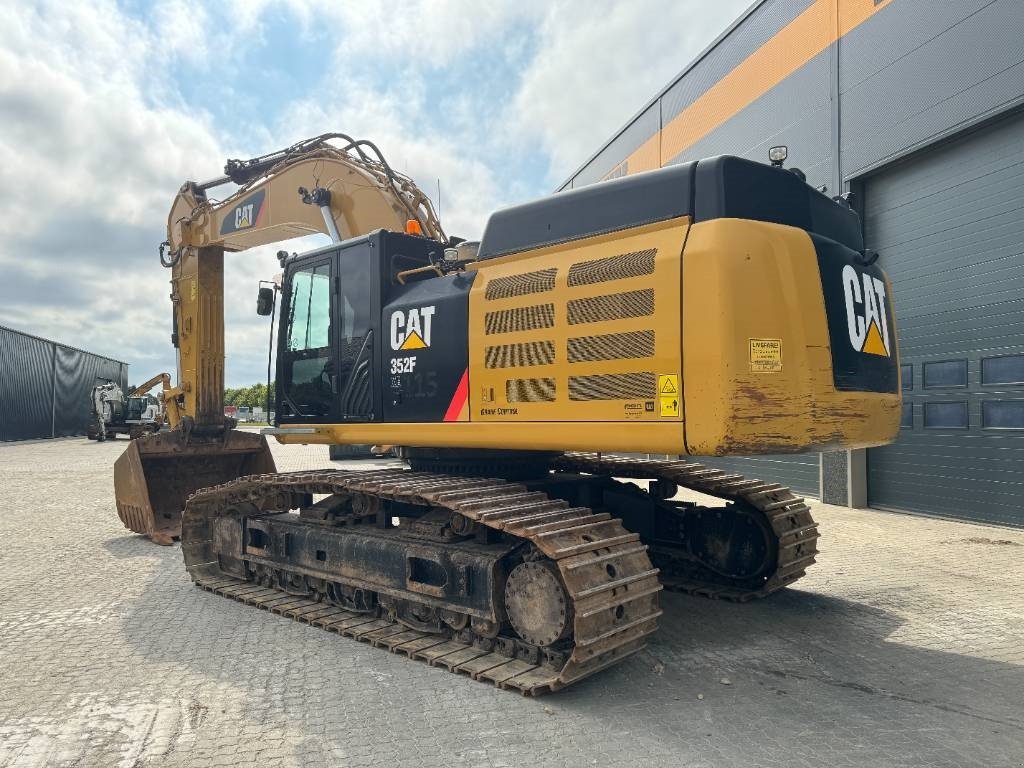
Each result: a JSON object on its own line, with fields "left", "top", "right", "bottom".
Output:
{"left": 256, "top": 286, "right": 275, "bottom": 316}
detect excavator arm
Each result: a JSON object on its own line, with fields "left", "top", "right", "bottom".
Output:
{"left": 128, "top": 372, "right": 178, "bottom": 430}
{"left": 163, "top": 133, "right": 445, "bottom": 425}
{"left": 115, "top": 133, "right": 444, "bottom": 544}
{"left": 166, "top": 132, "right": 444, "bottom": 256}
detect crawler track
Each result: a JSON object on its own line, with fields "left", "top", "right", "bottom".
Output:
{"left": 183, "top": 468, "right": 662, "bottom": 695}
{"left": 181, "top": 454, "right": 818, "bottom": 693}
{"left": 552, "top": 453, "right": 820, "bottom": 601}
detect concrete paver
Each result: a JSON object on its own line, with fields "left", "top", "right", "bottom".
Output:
{"left": 0, "top": 436, "right": 1022, "bottom": 767}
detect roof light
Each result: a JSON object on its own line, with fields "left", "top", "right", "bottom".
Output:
{"left": 405, "top": 219, "right": 423, "bottom": 236}
{"left": 769, "top": 146, "right": 788, "bottom": 166}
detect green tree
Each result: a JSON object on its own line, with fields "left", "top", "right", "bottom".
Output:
{"left": 224, "top": 382, "right": 275, "bottom": 410}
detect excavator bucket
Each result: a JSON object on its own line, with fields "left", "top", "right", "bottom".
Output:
{"left": 114, "top": 429, "right": 276, "bottom": 544}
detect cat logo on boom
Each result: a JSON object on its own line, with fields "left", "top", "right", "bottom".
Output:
{"left": 390, "top": 305, "right": 436, "bottom": 351}
{"left": 842, "top": 265, "right": 890, "bottom": 358}
{"left": 220, "top": 190, "right": 266, "bottom": 235}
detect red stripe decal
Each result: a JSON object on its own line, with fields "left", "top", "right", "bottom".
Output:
{"left": 443, "top": 369, "right": 469, "bottom": 422}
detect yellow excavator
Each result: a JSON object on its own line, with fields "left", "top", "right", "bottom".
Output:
{"left": 115, "top": 133, "right": 900, "bottom": 693}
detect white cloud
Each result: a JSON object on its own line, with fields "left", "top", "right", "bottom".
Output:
{"left": 151, "top": 0, "right": 214, "bottom": 65}
{"left": 510, "top": 0, "right": 752, "bottom": 182}
{"left": 0, "top": 0, "right": 228, "bottom": 378}
{"left": 0, "top": 0, "right": 753, "bottom": 388}
{"left": 327, "top": 0, "right": 539, "bottom": 67}
{"left": 278, "top": 83, "right": 505, "bottom": 240}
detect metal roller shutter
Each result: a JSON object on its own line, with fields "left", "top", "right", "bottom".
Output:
{"left": 864, "top": 110, "right": 1024, "bottom": 527}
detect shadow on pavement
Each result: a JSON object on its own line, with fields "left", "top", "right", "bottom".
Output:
{"left": 116, "top": 550, "right": 1024, "bottom": 765}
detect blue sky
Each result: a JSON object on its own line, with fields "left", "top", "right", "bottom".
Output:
{"left": 0, "top": 0, "right": 750, "bottom": 386}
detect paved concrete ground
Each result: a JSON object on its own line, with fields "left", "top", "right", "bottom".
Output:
{"left": 1, "top": 436, "right": 1022, "bottom": 768}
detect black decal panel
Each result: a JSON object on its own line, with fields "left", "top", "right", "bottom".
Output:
{"left": 382, "top": 273, "right": 474, "bottom": 423}
{"left": 813, "top": 233, "right": 899, "bottom": 394}
{"left": 220, "top": 189, "right": 267, "bottom": 235}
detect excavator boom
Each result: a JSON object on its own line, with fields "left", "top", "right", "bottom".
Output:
{"left": 115, "top": 134, "right": 444, "bottom": 544}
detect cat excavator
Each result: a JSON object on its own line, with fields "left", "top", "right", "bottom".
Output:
{"left": 114, "top": 133, "right": 901, "bottom": 693}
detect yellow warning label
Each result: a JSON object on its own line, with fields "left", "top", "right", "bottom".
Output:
{"left": 399, "top": 330, "right": 427, "bottom": 350}
{"left": 657, "top": 374, "right": 680, "bottom": 417}
{"left": 749, "top": 338, "right": 783, "bottom": 372}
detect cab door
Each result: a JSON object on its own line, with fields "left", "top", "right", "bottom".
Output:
{"left": 334, "top": 242, "right": 376, "bottom": 421}
{"left": 278, "top": 257, "right": 338, "bottom": 423}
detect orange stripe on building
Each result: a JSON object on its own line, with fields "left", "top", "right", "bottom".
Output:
{"left": 620, "top": 0, "right": 890, "bottom": 175}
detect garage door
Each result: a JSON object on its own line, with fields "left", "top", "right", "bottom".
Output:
{"left": 864, "top": 111, "right": 1024, "bottom": 527}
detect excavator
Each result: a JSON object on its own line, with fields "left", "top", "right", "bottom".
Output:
{"left": 89, "top": 372, "right": 178, "bottom": 441}
{"left": 114, "top": 133, "right": 900, "bottom": 693}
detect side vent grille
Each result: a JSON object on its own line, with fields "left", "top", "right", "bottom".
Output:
{"left": 485, "top": 268, "right": 557, "bottom": 300}
{"left": 567, "top": 249, "right": 656, "bottom": 287}
{"left": 485, "top": 303, "right": 556, "bottom": 335}
{"left": 567, "top": 331, "right": 654, "bottom": 363}
{"left": 485, "top": 341, "right": 556, "bottom": 369}
{"left": 569, "top": 372, "right": 656, "bottom": 401}
{"left": 506, "top": 378, "right": 556, "bottom": 403}
{"left": 567, "top": 289, "right": 654, "bottom": 325}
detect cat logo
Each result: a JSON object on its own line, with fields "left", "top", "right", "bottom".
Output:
{"left": 390, "top": 305, "right": 436, "bottom": 351}
{"left": 220, "top": 190, "right": 266, "bottom": 235}
{"left": 235, "top": 203, "right": 254, "bottom": 229}
{"left": 842, "top": 265, "right": 890, "bottom": 357}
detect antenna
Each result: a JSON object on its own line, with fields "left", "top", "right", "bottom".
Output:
{"left": 436, "top": 178, "right": 442, "bottom": 221}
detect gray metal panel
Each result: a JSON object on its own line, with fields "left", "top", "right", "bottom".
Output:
{"left": 571, "top": 102, "right": 660, "bottom": 187}
{"left": 0, "top": 326, "right": 55, "bottom": 441}
{"left": 561, "top": 0, "right": 815, "bottom": 191}
{"left": 696, "top": 455, "right": 820, "bottom": 497}
{"left": 660, "top": 0, "right": 814, "bottom": 122}
{"left": 666, "top": 47, "right": 834, "bottom": 191}
{"left": 865, "top": 109, "right": 1024, "bottom": 527}
{"left": 840, "top": 0, "right": 1024, "bottom": 178}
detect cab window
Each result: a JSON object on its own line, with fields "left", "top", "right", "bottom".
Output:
{"left": 287, "top": 264, "right": 331, "bottom": 351}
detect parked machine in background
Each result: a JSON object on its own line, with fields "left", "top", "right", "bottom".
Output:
{"left": 87, "top": 380, "right": 128, "bottom": 441}
{"left": 114, "top": 133, "right": 900, "bottom": 692}
{"left": 88, "top": 373, "right": 178, "bottom": 441}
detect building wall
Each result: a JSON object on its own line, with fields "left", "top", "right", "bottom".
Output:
{"left": 562, "top": 0, "right": 1024, "bottom": 194}
{"left": 559, "top": 0, "right": 1024, "bottom": 499}
{"left": 0, "top": 325, "right": 128, "bottom": 441}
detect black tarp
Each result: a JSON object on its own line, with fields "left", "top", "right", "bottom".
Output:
{"left": 0, "top": 325, "right": 127, "bottom": 441}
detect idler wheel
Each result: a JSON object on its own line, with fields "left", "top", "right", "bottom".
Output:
{"left": 504, "top": 561, "right": 572, "bottom": 647}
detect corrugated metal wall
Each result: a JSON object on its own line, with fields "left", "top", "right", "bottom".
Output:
{"left": 0, "top": 325, "right": 127, "bottom": 441}
{"left": 0, "top": 327, "right": 55, "bottom": 441}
